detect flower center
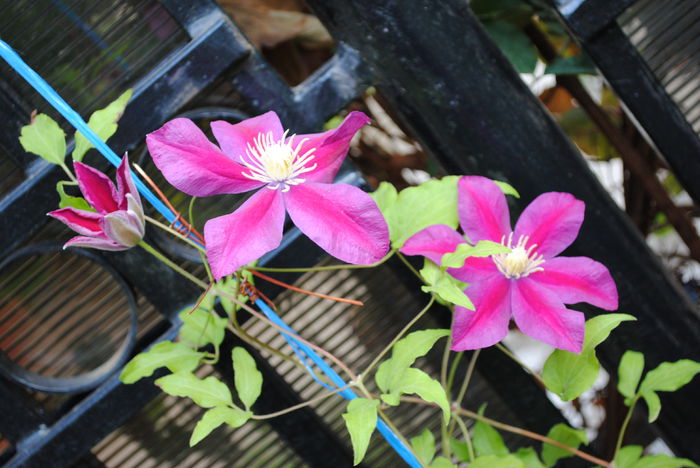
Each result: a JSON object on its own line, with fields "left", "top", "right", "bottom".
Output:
{"left": 492, "top": 233, "right": 545, "bottom": 279}
{"left": 240, "top": 130, "right": 317, "bottom": 191}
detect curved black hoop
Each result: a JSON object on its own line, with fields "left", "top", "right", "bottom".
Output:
{"left": 0, "top": 242, "right": 139, "bottom": 394}
{"left": 136, "top": 106, "right": 250, "bottom": 263}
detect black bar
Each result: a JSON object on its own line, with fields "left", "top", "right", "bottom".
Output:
{"left": 562, "top": 0, "right": 637, "bottom": 40}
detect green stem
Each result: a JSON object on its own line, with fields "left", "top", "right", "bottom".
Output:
{"left": 445, "top": 352, "right": 464, "bottom": 399}
{"left": 453, "top": 412, "right": 474, "bottom": 462}
{"left": 362, "top": 297, "right": 435, "bottom": 379}
{"left": 138, "top": 240, "right": 207, "bottom": 289}
{"left": 448, "top": 349, "right": 480, "bottom": 438}
{"left": 614, "top": 396, "right": 638, "bottom": 460}
{"left": 144, "top": 216, "right": 206, "bottom": 253}
{"left": 440, "top": 336, "right": 453, "bottom": 459}
{"left": 495, "top": 343, "right": 546, "bottom": 388}
{"left": 251, "top": 383, "right": 354, "bottom": 420}
{"left": 396, "top": 251, "right": 423, "bottom": 282}
{"left": 251, "top": 250, "right": 396, "bottom": 273}
{"left": 59, "top": 163, "right": 77, "bottom": 183}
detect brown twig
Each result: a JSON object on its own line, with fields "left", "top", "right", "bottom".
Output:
{"left": 250, "top": 270, "right": 364, "bottom": 306}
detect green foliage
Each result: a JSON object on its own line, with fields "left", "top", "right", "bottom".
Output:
{"left": 232, "top": 347, "right": 263, "bottom": 410}
{"left": 382, "top": 368, "right": 451, "bottom": 422}
{"left": 342, "top": 398, "right": 379, "bottom": 465}
{"left": 473, "top": 407, "right": 508, "bottom": 457}
{"left": 420, "top": 260, "right": 473, "bottom": 309}
{"left": 19, "top": 113, "right": 66, "bottom": 165}
{"left": 56, "top": 181, "right": 93, "bottom": 211}
{"left": 618, "top": 351, "right": 645, "bottom": 403}
{"left": 120, "top": 341, "right": 204, "bottom": 384}
{"left": 410, "top": 429, "right": 436, "bottom": 466}
{"left": 440, "top": 241, "right": 510, "bottom": 269}
{"left": 155, "top": 372, "right": 233, "bottom": 408}
{"left": 451, "top": 438, "right": 471, "bottom": 462}
{"left": 178, "top": 302, "right": 228, "bottom": 349}
{"left": 544, "top": 55, "right": 596, "bottom": 76}
{"left": 494, "top": 180, "right": 520, "bottom": 198}
{"left": 371, "top": 177, "right": 459, "bottom": 248}
{"left": 73, "top": 89, "right": 132, "bottom": 162}
{"left": 542, "top": 314, "right": 635, "bottom": 401}
{"left": 429, "top": 457, "right": 456, "bottom": 468}
{"left": 614, "top": 446, "right": 699, "bottom": 468}
{"left": 513, "top": 447, "right": 546, "bottom": 468}
{"left": 638, "top": 360, "right": 700, "bottom": 422}
{"left": 482, "top": 20, "right": 537, "bottom": 73}
{"left": 190, "top": 406, "right": 251, "bottom": 447}
{"left": 470, "top": 455, "right": 525, "bottom": 468}
{"left": 541, "top": 424, "right": 587, "bottom": 467}
{"left": 217, "top": 275, "right": 250, "bottom": 318}
{"left": 615, "top": 446, "right": 644, "bottom": 468}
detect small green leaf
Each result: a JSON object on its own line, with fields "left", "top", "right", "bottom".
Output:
{"left": 375, "top": 328, "right": 449, "bottom": 392}
{"left": 483, "top": 19, "right": 537, "bottom": 73}
{"left": 513, "top": 447, "right": 546, "bottom": 468}
{"left": 544, "top": 55, "right": 597, "bottom": 76}
{"left": 638, "top": 359, "right": 700, "bottom": 422}
{"left": 541, "top": 424, "right": 587, "bottom": 467}
{"left": 393, "top": 368, "right": 451, "bottom": 422}
{"left": 631, "top": 454, "right": 699, "bottom": 468}
{"left": 542, "top": 314, "right": 635, "bottom": 401}
{"left": 473, "top": 419, "right": 508, "bottom": 457}
{"left": 450, "top": 438, "right": 471, "bottom": 462}
{"left": 232, "top": 347, "right": 263, "bottom": 410}
{"left": 469, "top": 455, "right": 525, "bottom": 468}
{"left": 190, "top": 406, "right": 251, "bottom": 446}
{"left": 178, "top": 304, "right": 227, "bottom": 348}
{"left": 441, "top": 241, "right": 510, "bottom": 268}
{"left": 494, "top": 180, "right": 520, "bottom": 198}
{"left": 155, "top": 372, "right": 233, "bottom": 408}
{"left": 19, "top": 113, "right": 66, "bottom": 165}
{"left": 420, "top": 260, "right": 473, "bottom": 309}
{"left": 618, "top": 351, "right": 645, "bottom": 400}
{"left": 73, "top": 89, "right": 132, "bottom": 162}
{"left": 120, "top": 341, "right": 204, "bottom": 384}
{"left": 56, "top": 181, "right": 93, "bottom": 211}
{"left": 342, "top": 398, "right": 379, "bottom": 465}
{"left": 614, "top": 445, "right": 643, "bottom": 468}
{"left": 429, "top": 457, "right": 456, "bottom": 468}
{"left": 410, "top": 429, "right": 436, "bottom": 465}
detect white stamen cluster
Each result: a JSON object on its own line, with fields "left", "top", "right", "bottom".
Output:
{"left": 240, "top": 130, "right": 317, "bottom": 191}
{"left": 492, "top": 233, "right": 545, "bottom": 279}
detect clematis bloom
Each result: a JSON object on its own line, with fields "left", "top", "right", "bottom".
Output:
{"left": 49, "top": 154, "right": 145, "bottom": 250}
{"left": 401, "top": 176, "right": 618, "bottom": 353}
{"left": 146, "top": 111, "right": 389, "bottom": 280}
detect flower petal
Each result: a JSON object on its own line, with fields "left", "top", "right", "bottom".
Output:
{"left": 448, "top": 257, "right": 500, "bottom": 283}
{"left": 514, "top": 192, "right": 584, "bottom": 258}
{"left": 115, "top": 154, "right": 141, "bottom": 212}
{"left": 457, "top": 176, "right": 511, "bottom": 243}
{"left": 48, "top": 207, "right": 104, "bottom": 236}
{"left": 451, "top": 276, "right": 511, "bottom": 351}
{"left": 147, "top": 118, "right": 265, "bottom": 197}
{"left": 284, "top": 182, "right": 389, "bottom": 264}
{"left": 210, "top": 111, "right": 284, "bottom": 164}
{"left": 530, "top": 256, "right": 618, "bottom": 310}
{"left": 400, "top": 224, "right": 465, "bottom": 265}
{"left": 511, "top": 277, "right": 585, "bottom": 353}
{"left": 295, "top": 111, "right": 371, "bottom": 183}
{"left": 101, "top": 211, "right": 144, "bottom": 248}
{"left": 204, "top": 189, "right": 285, "bottom": 280}
{"left": 74, "top": 161, "right": 119, "bottom": 214}
{"left": 64, "top": 236, "right": 126, "bottom": 251}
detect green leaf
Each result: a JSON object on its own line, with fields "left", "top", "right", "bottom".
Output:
{"left": 618, "top": 351, "right": 645, "bottom": 400}
{"left": 375, "top": 328, "right": 449, "bottom": 392}
{"left": 342, "top": 398, "right": 379, "bottom": 465}
{"left": 19, "top": 113, "right": 66, "bottom": 165}
{"left": 473, "top": 419, "right": 508, "bottom": 457}
{"left": 430, "top": 457, "right": 456, "bottom": 468}
{"left": 217, "top": 275, "right": 250, "bottom": 317}
{"left": 410, "top": 429, "right": 436, "bottom": 465}
{"left": 441, "top": 241, "right": 510, "bottom": 268}
{"left": 513, "top": 447, "right": 546, "bottom": 468}
{"left": 178, "top": 305, "right": 227, "bottom": 348}
{"left": 631, "top": 454, "right": 699, "bottom": 468}
{"left": 155, "top": 372, "right": 233, "bottom": 408}
{"left": 232, "top": 347, "right": 263, "bottom": 410}
{"left": 638, "top": 359, "right": 700, "bottom": 422}
{"left": 544, "top": 55, "right": 597, "bottom": 76}
{"left": 614, "top": 445, "right": 643, "bottom": 468}
{"left": 469, "top": 455, "right": 525, "bottom": 468}
{"left": 420, "top": 260, "right": 473, "bottom": 309}
{"left": 450, "top": 438, "right": 471, "bottom": 462}
{"left": 483, "top": 20, "right": 537, "bottom": 73}
{"left": 541, "top": 424, "right": 587, "bottom": 467}
{"left": 542, "top": 314, "right": 635, "bottom": 401}
{"left": 393, "top": 368, "right": 451, "bottom": 422}
{"left": 494, "top": 180, "right": 520, "bottom": 198}
{"left": 190, "top": 406, "right": 251, "bottom": 446}
{"left": 72, "top": 89, "right": 132, "bottom": 162}
{"left": 120, "top": 341, "right": 204, "bottom": 384}
{"left": 56, "top": 181, "right": 93, "bottom": 211}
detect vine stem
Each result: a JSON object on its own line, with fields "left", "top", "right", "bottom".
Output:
{"left": 448, "top": 349, "right": 481, "bottom": 439}
{"left": 250, "top": 270, "right": 364, "bottom": 306}
{"left": 396, "top": 251, "right": 424, "bottom": 282}
{"left": 399, "top": 396, "right": 611, "bottom": 467}
{"left": 250, "top": 250, "right": 396, "bottom": 273}
{"left": 495, "top": 343, "right": 546, "bottom": 388}
{"left": 614, "top": 396, "right": 638, "bottom": 460}
{"left": 145, "top": 215, "right": 206, "bottom": 253}
{"left": 452, "top": 412, "right": 474, "bottom": 462}
{"left": 362, "top": 297, "right": 436, "bottom": 379}
{"left": 59, "top": 163, "right": 78, "bottom": 183}
{"left": 138, "top": 240, "right": 207, "bottom": 289}
{"left": 251, "top": 383, "right": 354, "bottom": 420}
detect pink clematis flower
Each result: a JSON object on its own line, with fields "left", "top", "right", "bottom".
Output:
{"left": 146, "top": 111, "right": 389, "bottom": 280}
{"left": 49, "top": 155, "right": 145, "bottom": 250}
{"left": 401, "top": 176, "right": 618, "bottom": 353}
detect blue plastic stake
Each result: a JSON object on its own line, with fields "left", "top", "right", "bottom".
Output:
{"left": 0, "top": 38, "right": 422, "bottom": 468}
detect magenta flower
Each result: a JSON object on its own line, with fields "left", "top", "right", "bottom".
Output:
{"left": 401, "top": 176, "right": 618, "bottom": 353}
{"left": 146, "top": 111, "right": 389, "bottom": 280}
{"left": 49, "top": 155, "right": 145, "bottom": 250}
